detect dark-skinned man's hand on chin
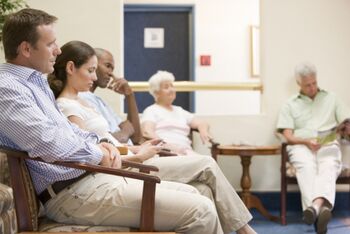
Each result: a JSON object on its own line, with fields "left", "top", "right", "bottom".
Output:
{"left": 107, "top": 74, "right": 133, "bottom": 96}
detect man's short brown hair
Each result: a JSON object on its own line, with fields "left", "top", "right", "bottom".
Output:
{"left": 2, "top": 8, "right": 57, "bottom": 61}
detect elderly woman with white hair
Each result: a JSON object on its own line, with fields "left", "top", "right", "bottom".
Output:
{"left": 141, "top": 70, "right": 212, "bottom": 156}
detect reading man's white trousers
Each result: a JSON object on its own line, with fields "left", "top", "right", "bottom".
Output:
{"left": 287, "top": 143, "right": 342, "bottom": 210}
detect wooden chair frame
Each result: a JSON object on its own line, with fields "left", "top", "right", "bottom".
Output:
{"left": 0, "top": 146, "right": 161, "bottom": 232}
{"left": 189, "top": 128, "right": 219, "bottom": 160}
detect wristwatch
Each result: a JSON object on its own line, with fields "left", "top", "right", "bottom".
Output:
{"left": 98, "top": 138, "right": 114, "bottom": 145}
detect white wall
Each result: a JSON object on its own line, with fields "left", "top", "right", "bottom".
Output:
{"left": 7, "top": 0, "right": 350, "bottom": 191}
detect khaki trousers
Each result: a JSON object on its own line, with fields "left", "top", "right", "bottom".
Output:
{"left": 45, "top": 156, "right": 252, "bottom": 234}
{"left": 144, "top": 155, "right": 252, "bottom": 233}
{"left": 45, "top": 173, "right": 223, "bottom": 234}
{"left": 287, "top": 143, "right": 342, "bottom": 210}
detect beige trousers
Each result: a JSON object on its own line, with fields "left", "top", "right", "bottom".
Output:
{"left": 287, "top": 143, "right": 342, "bottom": 210}
{"left": 45, "top": 173, "right": 223, "bottom": 234}
{"left": 45, "top": 156, "right": 252, "bottom": 234}
{"left": 144, "top": 155, "right": 252, "bottom": 233}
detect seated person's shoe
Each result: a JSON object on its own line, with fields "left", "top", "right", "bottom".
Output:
{"left": 316, "top": 206, "right": 331, "bottom": 234}
{"left": 303, "top": 206, "right": 317, "bottom": 225}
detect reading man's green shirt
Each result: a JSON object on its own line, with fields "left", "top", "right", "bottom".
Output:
{"left": 277, "top": 90, "right": 350, "bottom": 139}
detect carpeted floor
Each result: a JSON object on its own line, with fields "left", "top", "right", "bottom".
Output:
{"left": 247, "top": 210, "right": 350, "bottom": 234}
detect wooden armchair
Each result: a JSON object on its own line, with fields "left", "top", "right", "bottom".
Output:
{"left": 0, "top": 152, "right": 17, "bottom": 234}
{"left": 189, "top": 128, "right": 219, "bottom": 160}
{"left": 139, "top": 128, "right": 218, "bottom": 158}
{"left": 280, "top": 142, "right": 350, "bottom": 225}
{"left": 0, "top": 146, "right": 162, "bottom": 233}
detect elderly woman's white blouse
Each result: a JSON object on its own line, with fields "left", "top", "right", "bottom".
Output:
{"left": 141, "top": 104, "right": 194, "bottom": 149}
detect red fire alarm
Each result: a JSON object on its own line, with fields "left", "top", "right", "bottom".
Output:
{"left": 200, "top": 55, "right": 211, "bottom": 66}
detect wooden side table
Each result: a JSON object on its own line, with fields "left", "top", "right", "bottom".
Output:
{"left": 211, "top": 144, "right": 281, "bottom": 222}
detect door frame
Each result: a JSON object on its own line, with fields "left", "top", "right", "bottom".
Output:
{"left": 124, "top": 4, "right": 195, "bottom": 111}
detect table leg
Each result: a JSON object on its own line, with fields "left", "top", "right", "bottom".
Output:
{"left": 239, "top": 156, "right": 279, "bottom": 222}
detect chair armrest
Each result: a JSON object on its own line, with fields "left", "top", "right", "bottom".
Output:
{"left": 275, "top": 131, "right": 287, "bottom": 143}
{"left": 0, "top": 146, "right": 160, "bottom": 183}
{"left": 281, "top": 143, "right": 289, "bottom": 172}
{"left": 190, "top": 128, "right": 219, "bottom": 147}
{"left": 122, "top": 159, "right": 159, "bottom": 174}
{"left": 158, "top": 150, "right": 178, "bottom": 157}
{"left": 208, "top": 138, "right": 219, "bottom": 147}
{"left": 276, "top": 132, "right": 289, "bottom": 172}
{"left": 1, "top": 145, "right": 160, "bottom": 232}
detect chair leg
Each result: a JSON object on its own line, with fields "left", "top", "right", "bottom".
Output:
{"left": 211, "top": 143, "right": 219, "bottom": 161}
{"left": 280, "top": 143, "right": 288, "bottom": 225}
{"left": 348, "top": 184, "right": 350, "bottom": 210}
{"left": 281, "top": 178, "right": 287, "bottom": 225}
{"left": 140, "top": 181, "right": 156, "bottom": 232}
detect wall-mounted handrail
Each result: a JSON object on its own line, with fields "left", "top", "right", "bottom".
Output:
{"left": 129, "top": 81, "right": 263, "bottom": 92}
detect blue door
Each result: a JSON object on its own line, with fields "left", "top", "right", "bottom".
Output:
{"left": 124, "top": 6, "right": 194, "bottom": 112}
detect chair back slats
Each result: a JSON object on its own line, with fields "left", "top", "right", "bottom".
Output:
{"left": 20, "top": 158, "right": 39, "bottom": 230}
{"left": 6, "top": 155, "right": 35, "bottom": 231}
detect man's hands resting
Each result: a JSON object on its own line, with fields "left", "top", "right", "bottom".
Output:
{"left": 304, "top": 139, "right": 321, "bottom": 152}
{"left": 98, "top": 142, "right": 122, "bottom": 168}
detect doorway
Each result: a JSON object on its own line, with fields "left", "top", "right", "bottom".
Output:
{"left": 124, "top": 5, "right": 194, "bottom": 112}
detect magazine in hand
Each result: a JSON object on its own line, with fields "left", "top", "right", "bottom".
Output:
{"left": 337, "top": 118, "right": 350, "bottom": 141}
{"left": 316, "top": 127, "right": 337, "bottom": 145}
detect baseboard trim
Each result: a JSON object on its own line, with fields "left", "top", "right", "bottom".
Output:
{"left": 252, "top": 192, "right": 350, "bottom": 211}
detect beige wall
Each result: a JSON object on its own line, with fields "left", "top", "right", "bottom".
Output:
{"left": 3, "top": 0, "right": 350, "bottom": 191}
{"left": 26, "top": 0, "right": 123, "bottom": 62}
{"left": 24, "top": 0, "right": 124, "bottom": 108}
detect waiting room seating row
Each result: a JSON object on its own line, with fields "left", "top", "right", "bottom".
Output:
{"left": 0, "top": 146, "right": 177, "bottom": 233}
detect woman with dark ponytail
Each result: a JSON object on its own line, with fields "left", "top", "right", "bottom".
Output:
{"left": 48, "top": 40, "right": 96, "bottom": 99}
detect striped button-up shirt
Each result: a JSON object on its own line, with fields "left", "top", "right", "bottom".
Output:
{"left": 0, "top": 63, "right": 103, "bottom": 194}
